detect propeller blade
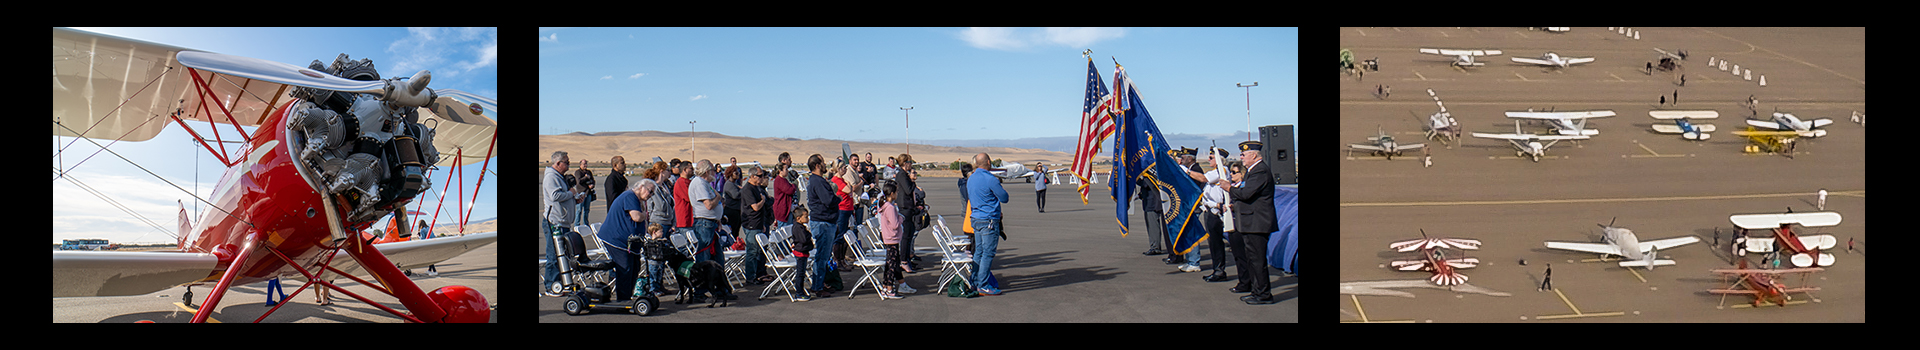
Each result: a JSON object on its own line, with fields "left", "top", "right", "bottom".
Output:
{"left": 176, "top": 51, "right": 384, "bottom": 94}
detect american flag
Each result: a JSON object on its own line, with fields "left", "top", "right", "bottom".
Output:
{"left": 1073, "top": 59, "right": 1117, "bottom": 204}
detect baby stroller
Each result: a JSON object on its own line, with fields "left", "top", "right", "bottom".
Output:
{"left": 661, "top": 230, "right": 736, "bottom": 307}
{"left": 555, "top": 230, "right": 657, "bottom": 316}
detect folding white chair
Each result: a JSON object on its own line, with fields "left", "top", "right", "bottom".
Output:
{"left": 855, "top": 217, "right": 888, "bottom": 258}
{"left": 842, "top": 230, "right": 890, "bottom": 299}
{"left": 929, "top": 216, "right": 974, "bottom": 292}
{"left": 757, "top": 226, "right": 801, "bottom": 301}
{"left": 722, "top": 236, "right": 749, "bottom": 288}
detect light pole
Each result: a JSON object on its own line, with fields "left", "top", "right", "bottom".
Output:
{"left": 689, "top": 120, "right": 697, "bottom": 160}
{"left": 900, "top": 107, "right": 913, "bottom": 155}
{"left": 1237, "top": 82, "right": 1258, "bottom": 141}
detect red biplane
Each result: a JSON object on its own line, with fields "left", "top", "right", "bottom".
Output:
{"left": 1729, "top": 211, "right": 1841, "bottom": 267}
{"left": 1387, "top": 230, "right": 1482, "bottom": 286}
{"left": 1707, "top": 258, "right": 1822, "bottom": 307}
{"left": 52, "top": 28, "right": 498, "bottom": 323}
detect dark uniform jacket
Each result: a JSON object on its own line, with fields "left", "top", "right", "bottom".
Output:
{"left": 1229, "top": 159, "right": 1278, "bottom": 234}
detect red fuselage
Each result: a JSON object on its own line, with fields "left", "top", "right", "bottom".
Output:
{"left": 182, "top": 100, "right": 366, "bottom": 286}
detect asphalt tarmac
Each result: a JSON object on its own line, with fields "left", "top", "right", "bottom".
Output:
{"left": 540, "top": 173, "right": 1298, "bottom": 322}
{"left": 52, "top": 237, "right": 499, "bottom": 323}
{"left": 1338, "top": 27, "right": 1864, "bottom": 322}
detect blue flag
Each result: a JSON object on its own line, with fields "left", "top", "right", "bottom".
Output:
{"left": 1268, "top": 186, "right": 1299, "bottom": 274}
{"left": 1109, "top": 65, "right": 1209, "bottom": 255}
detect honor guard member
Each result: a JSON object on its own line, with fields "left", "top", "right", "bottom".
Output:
{"left": 1222, "top": 141, "right": 1278, "bottom": 305}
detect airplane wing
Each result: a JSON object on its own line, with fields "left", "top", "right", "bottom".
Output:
{"left": 1349, "top": 144, "right": 1386, "bottom": 152}
{"left": 1651, "top": 124, "right": 1685, "bottom": 133}
{"left": 1506, "top": 111, "right": 1616, "bottom": 120}
{"left": 53, "top": 27, "right": 283, "bottom": 142}
{"left": 1619, "top": 259, "right": 1676, "bottom": 268}
{"left": 1706, "top": 289, "right": 1761, "bottom": 295}
{"left": 1471, "top": 132, "right": 1532, "bottom": 140}
{"left": 52, "top": 250, "right": 218, "bottom": 297}
{"left": 1510, "top": 57, "right": 1555, "bottom": 66}
{"left": 992, "top": 163, "right": 1029, "bottom": 179}
{"left": 1639, "top": 236, "right": 1701, "bottom": 252}
{"left": 1712, "top": 268, "right": 1825, "bottom": 275}
{"left": 1649, "top": 110, "right": 1720, "bottom": 120}
{"left": 319, "top": 231, "right": 500, "bottom": 278}
{"left": 1389, "top": 259, "right": 1431, "bottom": 271}
{"left": 1421, "top": 48, "right": 1500, "bottom": 56}
{"left": 1399, "top": 143, "right": 1427, "bottom": 150}
{"left": 420, "top": 90, "right": 499, "bottom": 166}
{"left": 1545, "top": 241, "right": 1623, "bottom": 256}
{"left": 1389, "top": 237, "right": 1482, "bottom": 252}
{"left": 1566, "top": 57, "right": 1596, "bottom": 65}
{"left": 1808, "top": 118, "right": 1834, "bottom": 129}
{"left": 1745, "top": 119, "right": 1786, "bottom": 130}
{"left": 1729, "top": 212, "right": 1843, "bottom": 229}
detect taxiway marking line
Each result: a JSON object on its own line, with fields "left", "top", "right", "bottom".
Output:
{"left": 1351, "top": 295, "right": 1368, "bottom": 322}
{"left": 1342, "top": 190, "right": 1865, "bottom": 207}
{"left": 1414, "top": 71, "right": 1427, "bottom": 81}
{"left": 1609, "top": 72, "right": 1626, "bottom": 82}
{"left": 1551, "top": 288, "right": 1582, "bottom": 315}
{"left": 1634, "top": 141, "right": 1660, "bottom": 156}
{"left": 173, "top": 302, "right": 223, "bottom": 323}
{"left": 1514, "top": 72, "right": 1530, "bottom": 81}
{"left": 1535, "top": 311, "right": 1627, "bottom": 320}
{"left": 1626, "top": 267, "right": 1648, "bottom": 283}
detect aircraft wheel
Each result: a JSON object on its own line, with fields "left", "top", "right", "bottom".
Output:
{"left": 564, "top": 294, "right": 588, "bottom": 316}
{"left": 183, "top": 290, "right": 193, "bottom": 306}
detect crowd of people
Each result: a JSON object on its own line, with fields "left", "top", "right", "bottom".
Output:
{"left": 542, "top": 141, "right": 1281, "bottom": 307}
{"left": 542, "top": 150, "right": 952, "bottom": 303}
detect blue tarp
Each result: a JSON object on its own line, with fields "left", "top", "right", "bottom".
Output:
{"left": 1267, "top": 186, "right": 1298, "bottom": 274}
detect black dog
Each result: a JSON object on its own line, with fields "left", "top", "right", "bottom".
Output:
{"left": 675, "top": 260, "right": 734, "bottom": 308}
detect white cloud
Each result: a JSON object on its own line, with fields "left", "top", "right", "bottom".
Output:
{"left": 53, "top": 171, "right": 214, "bottom": 245}
{"left": 601, "top": 76, "right": 613, "bottom": 80}
{"left": 689, "top": 95, "right": 708, "bottom": 101}
{"left": 629, "top": 73, "right": 646, "bottom": 79}
{"left": 540, "top": 33, "right": 559, "bottom": 42}
{"left": 387, "top": 27, "right": 498, "bottom": 78}
{"left": 958, "top": 27, "right": 1125, "bottom": 51}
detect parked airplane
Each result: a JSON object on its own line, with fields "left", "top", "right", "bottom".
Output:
{"left": 1422, "top": 89, "right": 1461, "bottom": 145}
{"left": 1348, "top": 125, "right": 1426, "bottom": 160}
{"left": 1649, "top": 110, "right": 1719, "bottom": 140}
{"left": 988, "top": 162, "right": 1064, "bottom": 183}
{"left": 1511, "top": 52, "right": 1596, "bottom": 68}
{"left": 1387, "top": 230, "right": 1481, "bottom": 286}
{"left": 1708, "top": 258, "right": 1822, "bottom": 307}
{"left": 1472, "top": 120, "right": 1590, "bottom": 162}
{"left": 1419, "top": 48, "right": 1502, "bottom": 67}
{"left": 1545, "top": 218, "right": 1701, "bottom": 270}
{"left": 1730, "top": 211, "right": 1841, "bottom": 267}
{"left": 1746, "top": 112, "right": 1832, "bottom": 138}
{"left": 1506, "top": 110, "right": 1613, "bottom": 136}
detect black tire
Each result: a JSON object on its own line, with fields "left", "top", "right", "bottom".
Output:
{"left": 564, "top": 295, "right": 587, "bottom": 316}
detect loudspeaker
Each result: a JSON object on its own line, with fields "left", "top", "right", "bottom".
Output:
{"left": 1258, "top": 125, "right": 1295, "bottom": 184}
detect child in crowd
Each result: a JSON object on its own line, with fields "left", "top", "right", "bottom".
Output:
{"left": 876, "top": 183, "right": 904, "bottom": 299}
{"left": 789, "top": 208, "right": 815, "bottom": 302}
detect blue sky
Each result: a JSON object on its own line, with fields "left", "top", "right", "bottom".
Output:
{"left": 53, "top": 27, "right": 498, "bottom": 244}
{"left": 538, "top": 27, "right": 1297, "bottom": 142}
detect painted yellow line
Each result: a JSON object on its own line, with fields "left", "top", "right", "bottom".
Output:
{"left": 1635, "top": 142, "right": 1661, "bottom": 156}
{"left": 1627, "top": 266, "right": 1647, "bottom": 283}
{"left": 1351, "top": 295, "right": 1368, "bottom": 322}
{"left": 1535, "top": 311, "right": 1627, "bottom": 320}
{"left": 173, "top": 302, "right": 222, "bottom": 323}
{"left": 1552, "top": 288, "right": 1582, "bottom": 315}
{"left": 1343, "top": 190, "right": 1865, "bottom": 207}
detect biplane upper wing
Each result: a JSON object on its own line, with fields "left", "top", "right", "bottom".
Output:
{"left": 1729, "top": 212, "right": 1843, "bottom": 229}
{"left": 1421, "top": 48, "right": 1501, "bottom": 56}
{"left": 419, "top": 90, "right": 498, "bottom": 166}
{"left": 1651, "top": 124, "right": 1718, "bottom": 133}
{"left": 1649, "top": 110, "right": 1719, "bottom": 120}
{"left": 52, "top": 250, "right": 218, "bottom": 297}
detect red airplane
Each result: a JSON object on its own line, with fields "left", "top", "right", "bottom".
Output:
{"left": 52, "top": 28, "right": 498, "bottom": 323}
{"left": 1729, "top": 211, "right": 1841, "bottom": 267}
{"left": 1387, "top": 230, "right": 1482, "bottom": 286}
{"left": 1708, "top": 258, "right": 1822, "bottom": 307}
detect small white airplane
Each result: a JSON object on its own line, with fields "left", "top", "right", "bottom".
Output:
{"left": 988, "top": 162, "right": 1065, "bottom": 183}
{"left": 1510, "top": 52, "right": 1596, "bottom": 68}
{"left": 1348, "top": 125, "right": 1426, "bottom": 160}
{"left": 1506, "top": 110, "right": 1614, "bottom": 136}
{"left": 1649, "top": 110, "right": 1719, "bottom": 140}
{"left": 1545, "top": 218, "right": 1701, "bottom": 270}
{"left": 1420, "top": 48, "right": 1503, "bottom": 67}
{"left": 1472, "top": 120, "right": 1589, "bottom": 162}
{"left": 1746, "top": 112, "right": 1832, "bottom": 138}
{"left": 1423, "top": 89, "right": 1461, "bottom": 145}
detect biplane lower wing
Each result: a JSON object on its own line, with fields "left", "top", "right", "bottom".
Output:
{"left": 52, "top": 251, "right": 218, "bottom": 297}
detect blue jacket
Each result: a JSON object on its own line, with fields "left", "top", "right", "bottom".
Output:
{"left": 967, "top": 169, "right": 1008, "bottom": 220}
